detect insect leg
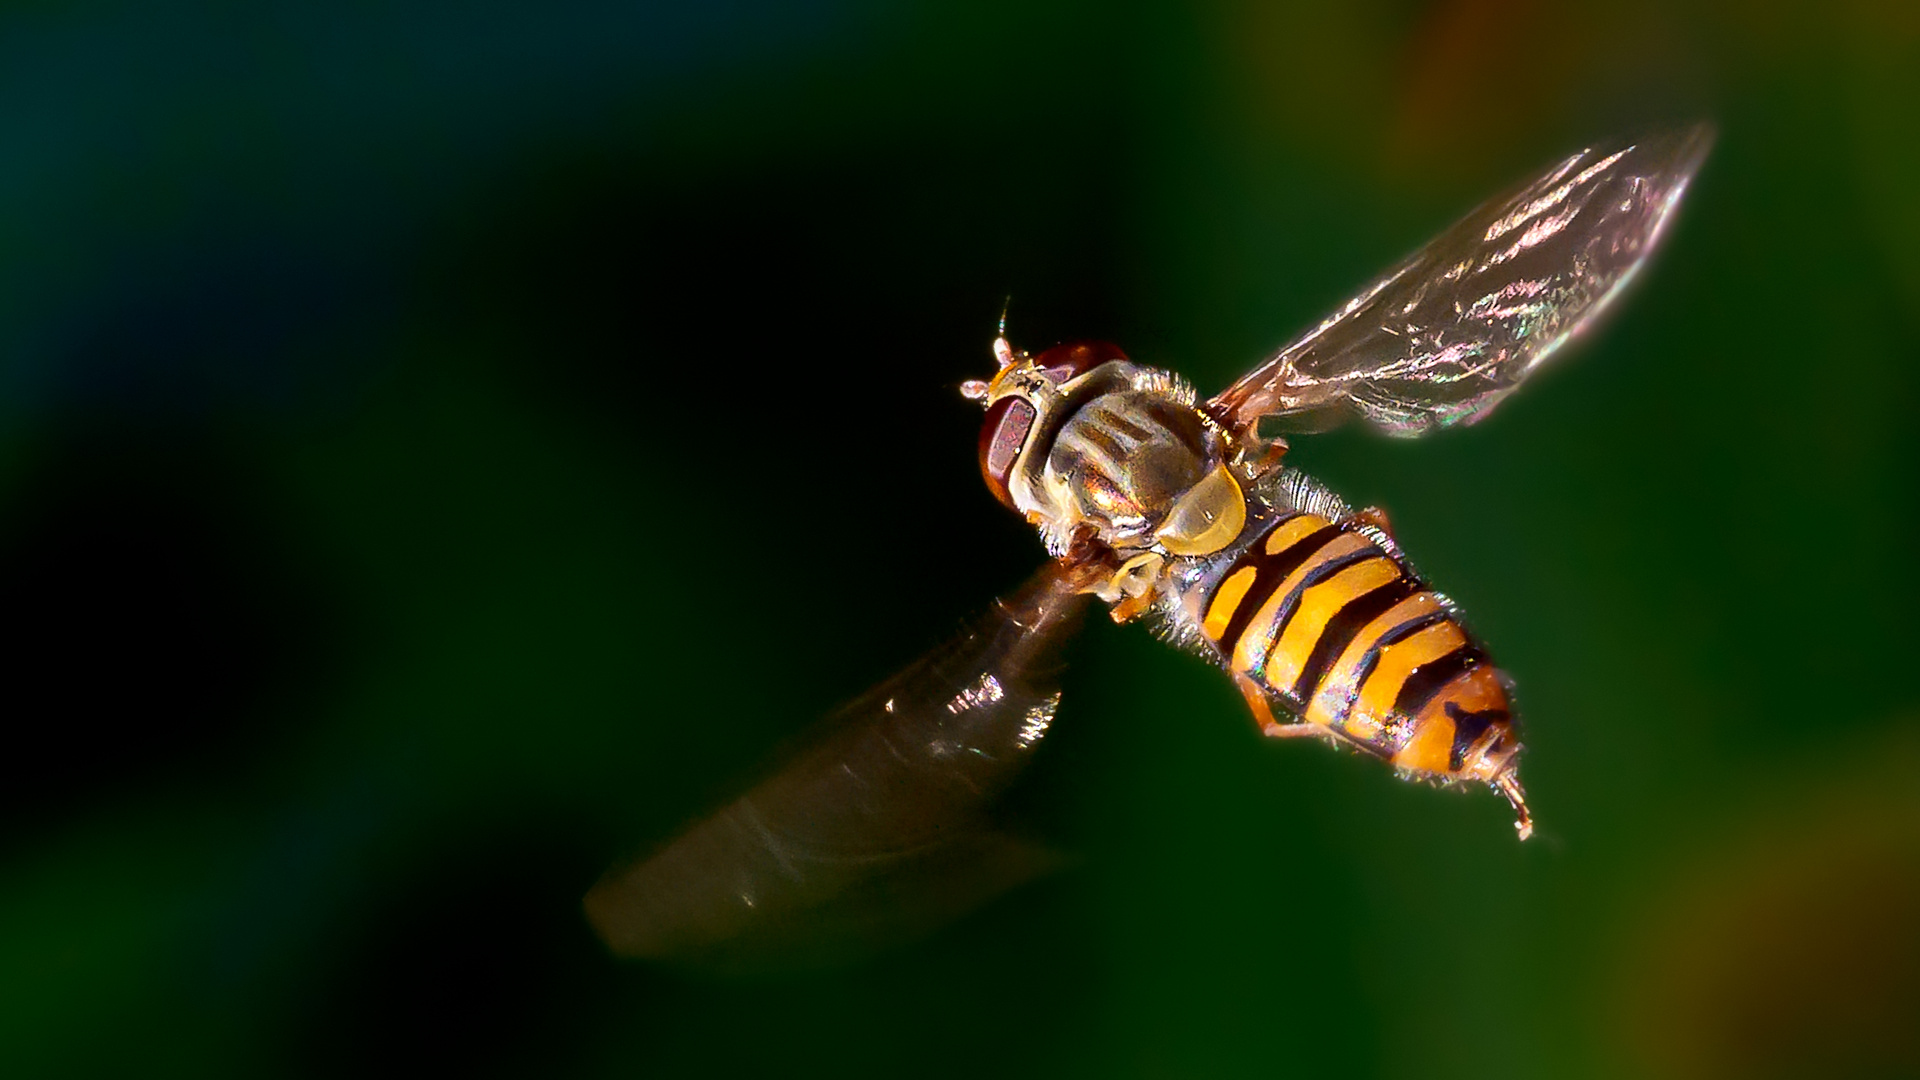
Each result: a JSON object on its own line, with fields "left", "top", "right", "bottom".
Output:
{"left": 1231, "top": 671, "right": 1336, "bottom": 741}
{"left": 1096, "top": 552, "right": 1165, "bottom": 624}
{"left": 1228, "top": 671, "right": 1305, "bottom": 734}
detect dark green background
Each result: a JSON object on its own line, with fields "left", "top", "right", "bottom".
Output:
{"left": 2, "top": 2, "right": 1915, "bottom": 1077}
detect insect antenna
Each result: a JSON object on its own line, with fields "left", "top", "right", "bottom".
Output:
{"left": 992, "top": 296, "right": 1018, "bottom": 369}
{"left": 959, "top": 299, "right": 1018, "bottom": 401}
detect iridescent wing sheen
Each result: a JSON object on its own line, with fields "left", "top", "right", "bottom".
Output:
{"left": 1209, "top": 125, "right": 1713, "bottom": 438}
{"left": 584, "top": 560, "right": 1092, "bottom": 971}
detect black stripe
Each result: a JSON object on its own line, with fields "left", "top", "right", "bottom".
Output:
{"left": 1077, "top": 422, "right": 1129, "bottom": 460}
{"left": 1100, "top": 410, "right": 1156, "bottom": 444}
{"left": 1214, "top": 519, "right": 1339, "bottom": 652}
{"left": 1258, "top": 547, "right": 1388, "bottom": 679}
{"left": 1344, "top": 606, "right": 1451, "bottom": 704}
{"left": 1288, "top": 575, "right": 1419, "bottom": 701}
{"left": 1445, "top": 701, "right": 1510, "bottom": 771}
{"left": 1025, "top": 367, "right": 1135, "bottom": 470}
{"left": 1141, "top": 398, "right": 1210, "bottom": 458}
{"left": 1393, "top": 646, "right": 1487, "bottom": 718}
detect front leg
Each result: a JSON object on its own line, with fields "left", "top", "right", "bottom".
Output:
{"left": 1057, "top": 524, "right": 1170, "bottom": 624}
{"left": 1053, "top": 524, "right": 1122, "bottom": 593}
{"left": 1099, "top": 551, "right": 1166, "bottom": 624}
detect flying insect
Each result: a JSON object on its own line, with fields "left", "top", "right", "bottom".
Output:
{"left": 587, "top": 126, "right": 1712, "bottom": 961}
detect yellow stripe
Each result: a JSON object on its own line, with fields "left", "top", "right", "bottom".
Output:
{"left": 1203, "top": 566, "right": 1258, "bottom": 641}
{"left": 1230, "top": 532, "right": 1372, "bottom": 677}
{"left": 1305, "top": 592, "right": 1446, "bottom": 730}
{"left": 1351, "top": 620, "right": 1467, "bottom": 728}
{"left": 1261, "top": 557, "right": 1401, "bottom": 701}
{"left": 1264, "top": 513, "right": 1329, "bottom": 556}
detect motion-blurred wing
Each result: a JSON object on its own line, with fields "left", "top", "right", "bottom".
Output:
{"left": 1210, "top": 125, "right": 1713, "bottom": 437}
{"left": 584, "top": 560, "right": 1092, "bottom": 971}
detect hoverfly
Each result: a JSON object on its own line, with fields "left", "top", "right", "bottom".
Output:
{"left": 587, "top": 126, "right": 1712, "bottom": 963}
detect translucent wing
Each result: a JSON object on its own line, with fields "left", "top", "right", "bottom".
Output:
{"left": 584, "top": 559, "right": 1092, "bottom": 971}
{"left": 1210, "top": 125, "right": 1714, "bottom": 437}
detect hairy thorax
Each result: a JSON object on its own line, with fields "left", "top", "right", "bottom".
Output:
{"left": 1044, "top": 389, "right": 1216, "bottom": 544}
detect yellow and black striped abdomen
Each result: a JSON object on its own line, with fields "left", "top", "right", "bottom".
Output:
{"left": 1198, "top": 512, "right": 1520, "bottom": 784}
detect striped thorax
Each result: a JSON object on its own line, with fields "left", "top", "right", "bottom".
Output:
{"left": 970, "top": 340, "right": 1249, "bottom": 564}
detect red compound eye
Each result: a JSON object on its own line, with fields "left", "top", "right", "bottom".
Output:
{"left": 978, "top": 396, "right": 1035, "bottom": 509}
{"left": 1033, "top": 340, "right": 1128, "bottom": 383}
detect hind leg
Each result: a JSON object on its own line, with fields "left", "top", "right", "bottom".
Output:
{"left": 1232, "top": 673, "right": 1324, "bottom": 738}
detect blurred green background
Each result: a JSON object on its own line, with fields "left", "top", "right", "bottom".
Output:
{"left": 2, "top": 1, "right": 1916, "bottom": 1077}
